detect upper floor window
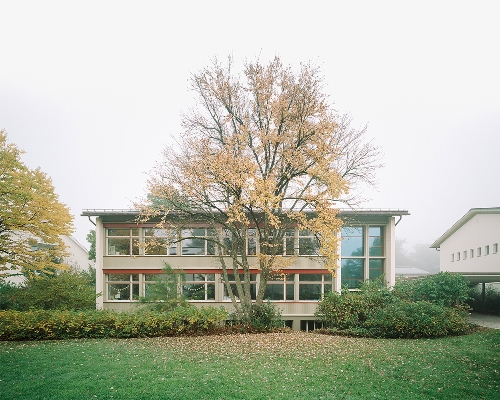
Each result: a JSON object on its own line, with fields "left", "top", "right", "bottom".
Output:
{"left": 341, "top": 227, "right": 364, "bottom": 256}
{"left": 182, "top": 228, "right": 216, "bottom": 255}
{"left": 485, "top": 245, "right": 490, "bottom": 256}
{"left": 494, "top": 243, "right": 498, "bottom": 254}
{"left": 368, "top": 227, "right": 384, "bottom": 256}
{"left": 298, "top": 229, "right": 319, "bottom": 255}
{"left": 144, "top": 228, "right": 177, "bottom": 255}
{"left": 107, "top": 228, "right": 139, "bottom": 256}
{"left": 463, "top": 251, "right": 467, "bottom": 260}
{"left": 470, "top": 249, "right": 474, "bottom": 258}
{"left": 451, "top": 253, "right": 454, "bottom": 262}
{"left": 477, "top": 247, "right": 482, "bottom": 257}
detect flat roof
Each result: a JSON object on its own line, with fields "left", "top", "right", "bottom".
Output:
{"left": 431, "top": 207, "right": 500, "bottom": 248}
{"left": 82, "top": 208, "right": 410, "bottom": 217}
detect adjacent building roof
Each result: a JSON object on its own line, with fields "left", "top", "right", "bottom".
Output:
{"left": 430, "top": 207, "right": 500, "bottom": 249}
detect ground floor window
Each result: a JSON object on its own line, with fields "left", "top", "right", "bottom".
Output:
{"left": 264, "top": 274, "right": 295, "bottom": 300}
{"left": 183, "top": 273, "right": 215, "bottom": 300}
{"left": 223, "top": 273, "right": 257, "bottom": 300}
{"left": 106, "top": 274, "right": 140, "bottom": 300}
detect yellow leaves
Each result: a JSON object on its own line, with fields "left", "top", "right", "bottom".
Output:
{"left": 0, "top": 130, "right": 74, "bottom": 277}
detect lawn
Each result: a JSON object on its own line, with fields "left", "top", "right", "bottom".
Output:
{"left": 1, "top": 330, "right": 499, "bottom": 400}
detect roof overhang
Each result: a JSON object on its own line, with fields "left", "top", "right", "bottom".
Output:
{"left": 82, "top": 208, "right": 409, "bottom": 219}
{"left": 431, "top": 207, "right": 500, "bottom": 249}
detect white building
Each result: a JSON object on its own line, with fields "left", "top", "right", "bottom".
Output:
{"left": 83, "top": 208, "right": 408, "bottom": 330}
{"left": 430, "top": 207, "right": 500, "bottom": 285}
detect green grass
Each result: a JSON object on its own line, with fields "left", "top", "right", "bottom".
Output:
{"left": 1, "top": 330, "right": 499, "bottom": 399}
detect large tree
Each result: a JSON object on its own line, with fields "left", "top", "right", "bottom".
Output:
{"left": 0, "top": 130, "right": 74, "bottom": 278}
{"left": 139, "top": 57, "right": 381, "bottom": 320}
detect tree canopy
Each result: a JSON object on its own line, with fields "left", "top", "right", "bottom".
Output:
{"left": 0, "top": 130, "right": 74, "bottom": 277}
{"left": 139, "top": 56, "right": 381, "bottom": 320}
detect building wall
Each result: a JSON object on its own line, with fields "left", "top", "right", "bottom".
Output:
{"left": 439, "top": 214, "right": 500, "bottom": 275}
{"left": 93, "top": 215, "right": 398, "bottom": 329}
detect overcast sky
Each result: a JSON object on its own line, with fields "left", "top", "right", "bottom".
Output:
{"left": 1, "top": 1, "right": 499, "bottom": 251}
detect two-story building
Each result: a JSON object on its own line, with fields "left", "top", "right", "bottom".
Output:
{"left": 83, "top": 208, "right": 408, "bottom": 330}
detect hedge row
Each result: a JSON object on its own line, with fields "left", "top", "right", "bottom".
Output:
{"left": 316, "top": 273, "right": 474, "bottom": 338}
{"left": 0, "top": 306, "right": 228, "bottom": 341}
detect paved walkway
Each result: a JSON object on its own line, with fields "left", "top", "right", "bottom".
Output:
{"left": 469, "top": 313, "right": 500, "bottom": 329}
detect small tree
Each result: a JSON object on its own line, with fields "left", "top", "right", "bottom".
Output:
{"left": 139, "top": 56, "right": 381, "bottom": 321}
{"left": 86, "top": 230, "right": 96, "bottom": 262}
{"left": 137, "top": 263, "right": 189, "bottom": 312}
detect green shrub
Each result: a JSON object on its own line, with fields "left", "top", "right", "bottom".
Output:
{"left": 315, "top": 278, "right": 393, "bottom": 329}
{"left": 392, "top": 272, "right": 471, "bottom": 310}
{"left": 0, "top": 268, "right": 97, "bottom": 311}
{"left": 468, "top": 284, "right": 500, "bottom": 314}
{"left": 0, "top": 307, "right": 229, "bottom": 341}
{"left": 365, "top": 301, "right": 472, "bottom": 338}
{"left": 228, "top": 302, "right": 284, "bottom": 332}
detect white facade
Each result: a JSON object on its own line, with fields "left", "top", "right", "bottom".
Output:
{"left": 431, "top": 208, "right": 500, "bottom": 284}
{"left": 84, "top": 208, "right": 408, "bottom": 330}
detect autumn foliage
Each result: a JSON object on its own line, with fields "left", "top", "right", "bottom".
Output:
{"left": 0, "top": 130, "right": 73, "bottom": 277}
{"left": 139, "top": 57, "right": 380, "bottom": 321}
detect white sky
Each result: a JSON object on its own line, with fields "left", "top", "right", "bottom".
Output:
{"left": 1, "top": 1, "right": 499, "bottom": 251}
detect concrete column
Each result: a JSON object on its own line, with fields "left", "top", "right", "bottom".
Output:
{"left": 95, "top": 217, "right": 104, "bottom": 309}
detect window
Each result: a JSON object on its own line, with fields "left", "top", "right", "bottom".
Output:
{"left": 470, "top": 249, "right": 474, "bottom": 258}
{"left": 223, "top": 274, "right": 257, "bottom": 300}
{"left": 264, "top": 274, "right": 295, "bottom": 300}
{"left": 477, "top": 247, "right": 482, "bottom": 257}
{"left": 183, "top": 274, "right": 215, "bottom": 300}
{"left": 341, "top": 226, "right": 384, "bottom": 289}
{"left": 247, "top": 228, "right": 257, "bottom": 255}
{"left": 298, "top": 229, "right": 319, "bottom": 255}
{"left": 457, "top": 252, "right": 460, "bottom": 261}
{"left": 107, "top": 229, "right": 139, "bottom": 256}
{"left": 181, "top": 228, "right": 215, "bottom": 255}
{"left": 485, "top": 245, "right": 490, "bottom": 255}
{"left": 463, "top": 251, "right": 467, "bottom": 260}
{"left": 368, "top": 227, "right": 384, "bottom": 256}
{"left": 144, "top": 228, "right": 178, "bottom": 255}
{"left": 341, "top": 259, "right": 364, "bottom": 289}
{"left": 106, "top": 274, "right": 139, "bottom": 300}
{"left": 341, "top": 227, "right": 364, "bottom": 256}
{"left": 494, "top": 243, "right": 498, "bottom": 254}
{"left": 299, "top": 274, "right": 333, "bottom": 300}
{"left": 451, "top": 253, "right": 455, "bottom": 262}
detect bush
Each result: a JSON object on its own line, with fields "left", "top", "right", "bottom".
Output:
{"left": 316, "top": 278, "right": 393, "bottom": 330}
{"left": 315, "top": 275, "right": 474, "bottom": 339}
{"left": 392, "top": 272, "right": 471, "bottom": 310}
{"left": 468, "top": 284, "right": 500, "bottom": 315}
{"left": 0, "top": 268, "right": 97, "bottom": 311}
{"left": 365, "top": 301, "right": 472, "bottom": 338}
{"left": 228, "top": 302, "right": 284, "bottom": 333}
{"left": 0, "top": 307, "right": 229, "bottom": 341}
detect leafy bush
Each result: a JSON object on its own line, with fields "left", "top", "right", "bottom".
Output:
{"left": 228, "top": 302, "right": 284, "bottom": 332}
{"left": 316, "top": 278, "right": 393, "bottom": 330}
{"left": 316, "top": 275, "right": 474, "bottom": 338}
{"left": 392, "top": 272, "right": 471, "bottom": 310}
{"left": 468, "top": 284, "right": 500, "bottom": 315}
{"left": 365, "top": 301, "right": 472, "bottom": 338}
{"left": 0, "top": 268, "right": 97, "bottom": 311}
{"left": 0, "top": 307, "right": 229, "bottom": 341}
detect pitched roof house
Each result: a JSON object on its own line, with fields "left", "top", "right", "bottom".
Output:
{"left": 431, "top": 207, "right": 500, "bottom": 285}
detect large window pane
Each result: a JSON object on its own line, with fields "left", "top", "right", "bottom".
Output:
{"left": 341, "top": 227, "right": 364, "bottom": 256}
{"left": 369, "top": 259, "right": 384, "bottom": 280}
{"left": 341, "top": 258, "right": 364, "bottom": 289}
{"left": 108, "top": 238, "right": 130, "bottom": 255}
{"left": 369, "top": 226, "right": 384, "bottom": 256}
{"left": 299, "top": 284, "right": 321, "bottom": 300}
